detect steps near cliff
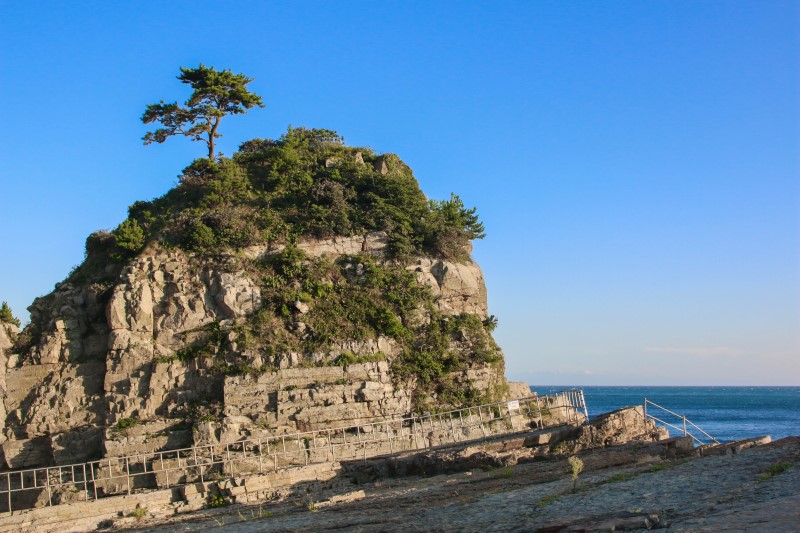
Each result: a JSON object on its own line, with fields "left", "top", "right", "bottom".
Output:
{"left": 0, "top": 128, "right": 514, "bottom": 471}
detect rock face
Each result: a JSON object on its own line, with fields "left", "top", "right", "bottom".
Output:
{"left": 1, "top": 131, "right": 515, "bottom": 471}
{"left": 0, "top": 233, "right": 508, "bottom": 470}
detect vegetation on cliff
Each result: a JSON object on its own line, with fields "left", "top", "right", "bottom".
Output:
{"left": 97, "top": 127, "right": 484, "bottom": 265}
{"left": 46, "top": 125, "right": 501, "bottom": 410}
{"left": 0, "top": 69, "right": 506, "bottom": 473}
{"left": 0, "top": 302, "right": 20, "bottom": 327}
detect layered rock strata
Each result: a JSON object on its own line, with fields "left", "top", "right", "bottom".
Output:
{"left": 0, "top": 233, "right": 510, "bottom": 470}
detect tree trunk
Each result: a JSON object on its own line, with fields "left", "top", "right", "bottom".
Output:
{"left": 208, "top": 117, "right": 221, "bottom": 159}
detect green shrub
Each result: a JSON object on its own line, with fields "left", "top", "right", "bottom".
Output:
{"left": 0, "top": 302, "right": 20, "bottom": 327}
{"left": 568, "top": 456, "right": 584, "bottom": 491}
{"left": 128, "top": 505, "right": 148, "bottom": 521}
{"left": 422, "top": 194, "right": 485, "bottom": 260}
{"left": 331, "top": 352, "right": 385, "bottom": 368}
{"left": 112, "top": 218, "right": 145, "bottom": 259}
{"left": 208, "top": 494, "right": 228, "bottom": 508}
{"left": 114, "top": 417, "right": 139, "bottom": 433}
{"left": 188, "top": 220, "right": 217, "bottom": 252}
{"left": 332, "top": 352, "right": 356, "bottom": 367}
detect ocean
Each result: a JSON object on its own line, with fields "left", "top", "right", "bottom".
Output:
{"left": 529, "top": 386, "right": 800, "bottom": 443}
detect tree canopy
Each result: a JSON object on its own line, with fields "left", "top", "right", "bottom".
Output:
{"left": 142, "top": 65, "right": 264, "bottom": 159}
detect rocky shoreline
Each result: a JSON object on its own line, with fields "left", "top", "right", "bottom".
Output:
{"left": 0, "top": 404, "right": 795, "bottom": 531}
{"left": 129, "top": 434, "right": 798, "bottom": 533}
{"left": 56, "top": 406, "right": 782, "bottom": 533}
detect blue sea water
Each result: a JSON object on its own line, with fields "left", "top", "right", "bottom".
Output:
{"left": 529, "top": 386, "right": 800, "bottom": 443}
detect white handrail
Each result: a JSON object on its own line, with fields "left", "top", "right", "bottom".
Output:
{"left": 643, "top": 398, "right": 719, "bottom": 445}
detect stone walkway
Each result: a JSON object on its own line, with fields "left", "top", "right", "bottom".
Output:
{"left": 134, "top": 437, "right": 799, "bottom": 532}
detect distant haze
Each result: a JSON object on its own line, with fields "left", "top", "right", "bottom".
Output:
{"left": 1, "top": 1, "right": 797, "bottom": 385}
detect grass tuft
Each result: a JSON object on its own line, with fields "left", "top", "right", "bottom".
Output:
{"left": 759, "top": 462, "right": 793, "bottom": 481}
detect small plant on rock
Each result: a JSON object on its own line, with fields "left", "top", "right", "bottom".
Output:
{"left": 568, "top": 456, "right": 584, "bottom": 491}
{"left": 759, "top": 462, "right": 793, "bottom": 481}
{"left": 128, "top": 505, "right": 148, "bottom": 521}
{"left": 490, "top": 465, "right": 513, "bottom": 479}
{"left": 208, "top": 493, "right": 228, "bottom": 508}
{"left": 114, "top": 417, "right": 140, "bottom": 436}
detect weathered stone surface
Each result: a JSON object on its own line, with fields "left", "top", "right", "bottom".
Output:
{"left": 103, "top": 419, "right": 192, "bottom": 457}
{"left": 1, "top": 435, "right": 51, "bottom": 468}
{"left": 409, "top": 258, "right": 488, "bottom": 317}
{"left": 51, "top": 425, "right": 104, "bottom": 464}
{"left": 373, "top": 155, "right": 389, "bottom": 174}
{"left": 9, "top": 362, "right": 105, "bottom": 437}
{"left": 26, "top": 281, "right": 111, "bottom": 366}
{"left": 561, "top": 406, "right": 668, "bottom": 452}
{"left": 0, "top": 323, "right": 16, "bottom": 440}
{"left": 507, "top": 381, "right": 532, "bottom": 399}
{"left": 2, "top": 229, "right": 512, "bottom": 471}
{"left": 213, "top": 272, "right": 262, "bottom": 318}
{"left": 222, "top": 361, "right": 413, "bottom": 436}
{"left": 0, "top": 323, "right": 17, "bottom": 360}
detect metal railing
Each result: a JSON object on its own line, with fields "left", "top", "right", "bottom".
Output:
{"left": 0, "top": 389, "right": 587, "bottom": 514}
{"left": 643, "top": 398, "right": 719, "bottom": 446}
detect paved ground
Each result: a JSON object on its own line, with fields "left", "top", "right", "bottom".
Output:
{"left": 135, "top": 437, "right": 800, "bottom": 532}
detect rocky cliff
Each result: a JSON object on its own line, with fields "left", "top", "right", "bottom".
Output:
{"left": 0, "top": 128, "right": 515, "bottom": 470}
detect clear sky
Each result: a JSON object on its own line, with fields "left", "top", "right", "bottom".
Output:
{"left": 1, "top": 1, "right": 797, "bottom": 385}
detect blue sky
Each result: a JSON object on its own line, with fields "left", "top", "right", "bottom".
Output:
{"left": 1, "top": 1, "right": 797, "bottom": 385}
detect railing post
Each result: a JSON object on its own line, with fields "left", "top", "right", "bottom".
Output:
{"left": 643, "top": 398, "right": 647, "bottom": 420}
{"left": 524, "top": 398, "right": 533, "bottom": 428}
{"left": 581, "top": 390, "right": 589, "bottom": 421}
{"left": 193, "top": 447, "right": 202, "bottom": 484}
{"left": 46, "top": 468, "right": 52, "bottom": 505}
{"left": 161, "top": 452, "right": 169, "bottom": 488}
{"left": 683, "top": 416, "right": 687, "bottom": 437}
{"left": 7, "top": 472, "right": 11, "bottom": 513}
{"left": 477, "top": 406, "right": 488, "bottom": 438}
{"left": 125, "top": 457, "right": 131, "bottom": 495}
{"left": 90, "top": 462, "right": 98, "bottom": 500}
{"left": 535, "top": 396, "right": 543, "bottom": 428}
{"left": 357, "top": 425, "right": 365, "bottom": 461}
{"left": 82, "top": 463, "right": 89, "bottom": 501}
{"left": 569, "top": 392, "right": 574, "bottom": 422}
{"left": 566, "top": 392, "right": 573, "bottom": 423}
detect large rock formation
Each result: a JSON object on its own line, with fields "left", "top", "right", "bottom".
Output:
{"left": 0, "top": 128, "right": 516, "bottom": 470}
